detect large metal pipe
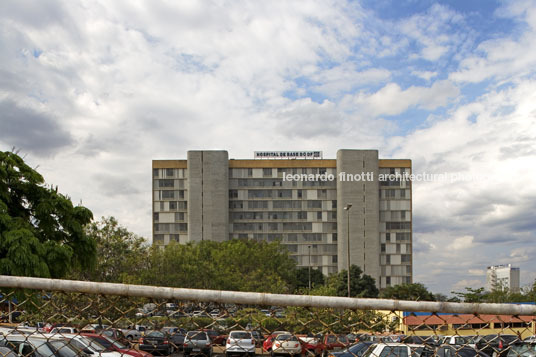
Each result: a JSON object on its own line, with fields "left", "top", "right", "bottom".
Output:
{"left": 2, "top": 275, "right": 536, "bottom": 315}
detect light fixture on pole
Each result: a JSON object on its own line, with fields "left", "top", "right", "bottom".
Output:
{"left": 344, "top": 203, "right": 352, "bottom": 298}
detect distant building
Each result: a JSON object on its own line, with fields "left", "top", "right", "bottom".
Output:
{"left": 152, "top": 149, "right": 412, "bottom": 288}
{"left": 486, "top": 264, "right": 520, "bottom": 292}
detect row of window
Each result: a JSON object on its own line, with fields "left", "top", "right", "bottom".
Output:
{"left": 153, "top": 212, "right": 186, "bottom": 222}
{"left": 386, "top": 232, "right": 411, "bottom": 242}
{"left": 233, "top": 222, "right": 338, "bottom": 232}
{"left": 230, "top": 211, "right": 337, "bottom": 221}
{"left": 382, "top": 254, "right": 411, "bottom": 264}
{"left": 154, "top": 223, "right": 188, "bottom": 232}
{"left": 153, "top": 168, "right": 186, "bottom": 178}
{"left": 155, "top": 190, "right": 186, "bottom": 200}
{"left": 380, "top": 189, "right": 409, "bottom": 199}
{"left": 229, "top": 200, "right": 337, "bottom": 210}
{"left": 385, "top": 222, "right": 411, "bottom": 230}
{"left": 157, "top": 201, "right": 188, "bottom": 210}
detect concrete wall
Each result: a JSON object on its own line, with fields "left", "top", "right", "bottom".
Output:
{"left": 187, "top": 151, "right": 229, "bottom": 242}
{"left": 336, "top": 149, "right": 380, "bottom": 284}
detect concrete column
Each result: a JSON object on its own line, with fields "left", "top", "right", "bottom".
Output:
{"left": 187, "top": 151, "right": 229, "bottom": 242}
{"left": 336, "top": 150, "right": 380, "bottom": 285}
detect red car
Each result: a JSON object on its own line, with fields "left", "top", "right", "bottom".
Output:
{"left": 81, "top": 332, "right": 153, "bottom": 357}
{"left": 322, "top": 334, "right": 349, "bottom": 356}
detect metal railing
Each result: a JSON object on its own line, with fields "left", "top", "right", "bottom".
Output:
{"left": 1, "top": 276, "right": 536, "bottom": 357}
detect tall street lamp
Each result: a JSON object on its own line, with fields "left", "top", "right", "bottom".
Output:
{"left": 344, "top": 203, "right": 352, "bottom": 298}
{"left": 308, "top": 245, "right": 312, "bottom": 291}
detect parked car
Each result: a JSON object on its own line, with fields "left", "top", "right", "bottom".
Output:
{"left": 402, "top": 335, "right": 441, "bottom": 347}
{"left": 64, "top": 334, "right": 123, "bottom": 357}
{"left": 51, "top": 327, "right": 79, "bottom": 334}
{"left": 442, "top": 335, "right": 477, "bottom": 348}
{"left": 476, "top": 335, "right": 520, "bottom": 357}
{"left": 507, "top": 341, "right": 536, "bottom": 357}
{"left": 298, "top": 335, "right": 325, "bottom": 357}
{"left": 139, "top": 331, "right": 172, "bottom": 356}
{"left": 250, "top": 331, "right": 265, "bottom": 347}
{"left": 362, "top": 343, "right": 426, "bottom": 357}
{"left": 0, "top": 333, "right": 88, "bottom": 357}
{"left": 161, "top": 327, "right": 187, "bottom": 351}
{"left": 81, "top": 332, "right": 153, "bottom": 357}
{"left": 202, "top": 329, "right": 226, "bottom": 345}
{"left": 322, "top": 334, "right": 350, "bottom": 356}
{"left": 184, "top": 331, "right": 213, "bottom": 357}
{"left": 99, "top": 328, "right": 132, "bottom": 346}
{"left": 264, "top": 332, "right": 292, "bottom": 352}
{"left": 122, "top": 326, "right": 146, "bottom": 341}
{"left": 225, "top": 330, "right": 256, "bottom": 357}
{"left": 435, "top": 344, "right": 490, "bottom": 357}
{"left": 0, "top": 346, "right": 17, "bottom": 357}
{"left": 271, "top": 333, "right": 302, "bottom": 357}
{"left": 326, "top": 341, "right": 374, "bottom": 357}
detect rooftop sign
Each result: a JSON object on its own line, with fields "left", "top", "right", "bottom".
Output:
{"left": 254, "top": 151, "right": 323, "bottom": 159}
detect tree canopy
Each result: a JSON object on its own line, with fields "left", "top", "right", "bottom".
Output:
{"left": 70, "top": 216, "right": 149, "bottom": 283}
{"left": 0, "top": 150, "right": 95, "bottom": 278}
{"left": 138, "top": 239, "right": 298, "bottom": 293}
{"left": 329, "top": 265, "right": 379, "bottom": 298}
{"left": 379, "top": 283, "right": 435, "bottom": 301}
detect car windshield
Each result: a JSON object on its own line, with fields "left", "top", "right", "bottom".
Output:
{"left": 50, "top": 340, "right": 83, "bottom": 357}
{"left": 348, "top": 343, "right": 371, "bottom": 355}
{"left": 338, "top": 335, "right": 348, "bottom": 343}
{"left": 276, "top": 335, "right": 298, "bottom": 342}
{"left": 508, "top": 344, "right": 536, "bottom": 357}
{"left": 187, "top": 332, "right": 207, "bottom": 340}
{"left": 147, "top": 331, "right": 165, "bottom": 338}
{"left": 230, "top": 332, "right": 252, "bottom": 339}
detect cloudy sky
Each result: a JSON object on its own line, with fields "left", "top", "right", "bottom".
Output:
{"left": 1, "top": 0, "right": 536, "bottom": 295}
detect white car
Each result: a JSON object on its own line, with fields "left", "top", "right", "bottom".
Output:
{"left": 62, "top": 334, "right": 123, "bottom": 357}
{"left": 441, "top": 335, "right": 477, "bottom": 348}
{"left": 271, "top": 333, "right": 302, "bottom": 357}
{"left": 362, "top": 343, "right": 426, "bottom": 357}
{"left": 226, "top": 330, "right": 256, "bottom": 357}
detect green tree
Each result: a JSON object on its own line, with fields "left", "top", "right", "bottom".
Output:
{"left": 0, "top": 150, "right": 95, "bottom": 278}
{"left": 380, "top": 283, "right": 435, "bottom": 301}
{"left": 295, "top": 267, "right": 325, "bottom": 290}
{"left": 70, "top": 216, "right": 149, "bottom": 283}
{"left": 329, "top": 265, "right": 379, "bottom": 298}
{"left": 451, "top": 287, "right": 488, "bottom": 302}
{"left": 140, "top": 239, "right": 297, "bottom": 293}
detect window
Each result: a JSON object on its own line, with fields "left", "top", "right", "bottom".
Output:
{"left": 332, "top": 256, "right": 338, "bottom": 263}
{"left": 332, "top": 233, "right": 337, "bottom": 242}
{"left": 263, "top": 168, "right": 272, "bottom": 177}
{"left": 169, "top": 201, "right": 177, "bottom": 210}
{"left": 317, "top": 212, "right": 322, "bottom": 220}
{"left": 229, "top": 190, "right": 238, "bottom": 198}
{"left": 248, "top": 168, "right": 253, "bottom": 177}
{"left": 381, "top": 244, "right": 385, "bottom": 253}
{"left": 159, "top": 179, "right": 174, "bottom": 187}
{"left": 153, "top": 213, "right": 159, "bottom": 222}
{"left": 297, "top": 190, "right": 303, "bottom": 198}
{"left": 386, "top": 277, "right": 391, "bottom": 286}
{"left": 386, "top": 255, "right": 390, "bottom": 264}
{"left": 401, "top": 254, "right": 411, "bottom": 263}
{"left": 307, "top": 200, "right": 322, "bottom": 209}
{"left": 153, "top": 169, "right": 159, "bottom": 177}
{"left": 166, "top": 168, "right": 174, "bottom": 177}
{"left": 386, "top": 233, "right": 391, "bottom": 242}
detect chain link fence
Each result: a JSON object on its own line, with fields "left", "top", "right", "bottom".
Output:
{"left": 1, "top": 276, "right": 536, "bottom": 357}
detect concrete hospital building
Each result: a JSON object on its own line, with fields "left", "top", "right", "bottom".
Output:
{"left": 152, "top": 150, "right": 412, "bottom": 288}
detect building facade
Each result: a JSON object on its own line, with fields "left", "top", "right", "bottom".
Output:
{"left": 486, "top": 264, "right": 520, "bottom": 292}
{"left": 152, "top": 149, "right": 412, "bottom": 288}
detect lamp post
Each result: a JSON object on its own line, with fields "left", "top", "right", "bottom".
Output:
{"left": 308, "top": 245, "right": 312, "bottom": 291}
{"left": 344, "top": 203, "right": 352, "bottom": 298}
